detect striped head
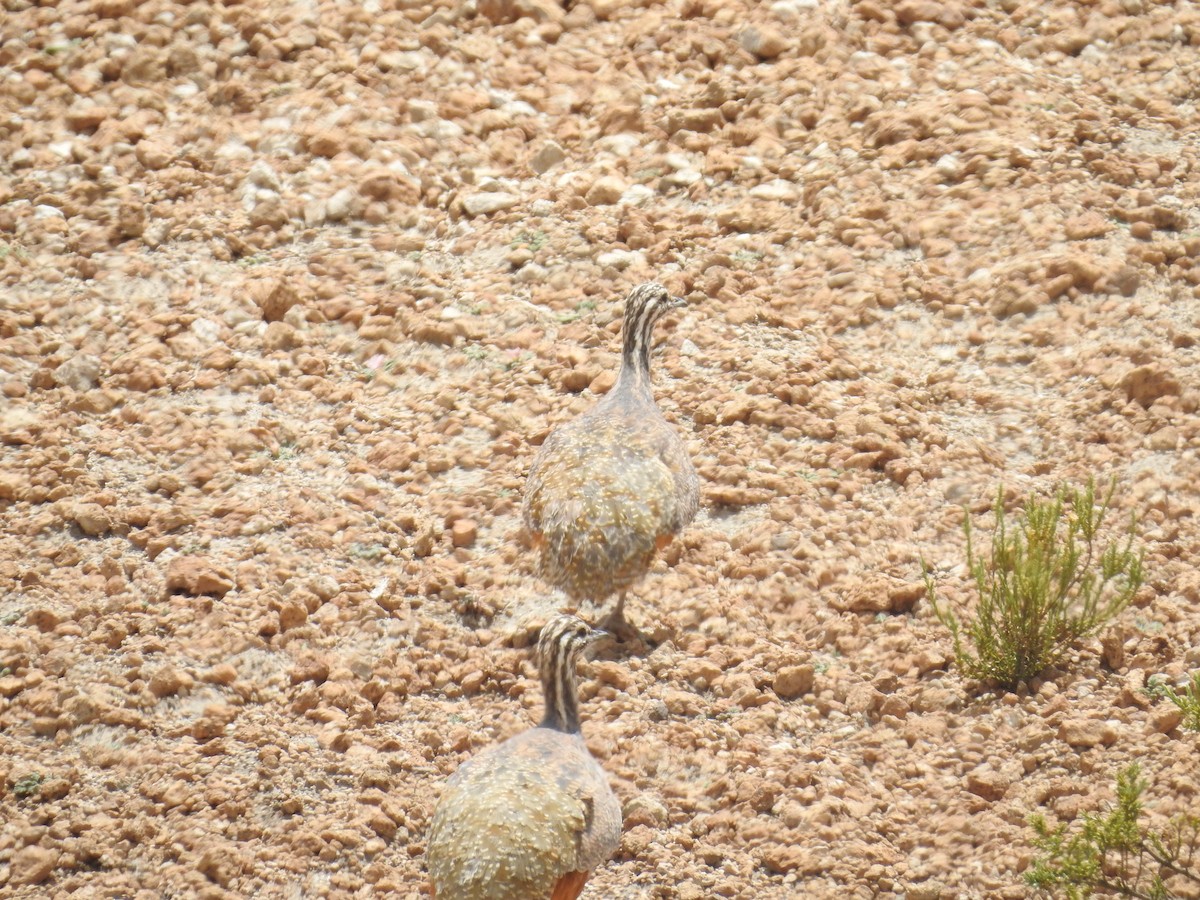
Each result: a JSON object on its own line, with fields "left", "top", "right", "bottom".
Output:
{"left": 537, "top": 614, "right": 605, "bottom": 734}
{"left": 619, "top": 282, "right": 686, "bottom": 382}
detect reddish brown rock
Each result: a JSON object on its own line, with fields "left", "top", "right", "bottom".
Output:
{"left": 774, "top": 665, "right": 815, "bottom": 699}
{"left": 164, "top": 557, "right": 235, "bottom": 598}
{"left": 965, "top": 765, "right": 1011, "bottom": 801}
{"left": 1121, "top": 365, "right": 1181, "bottom": 406}
{"left": 11, "top": 846, "right": 58, "bottom": 886}
{"left": 1058, "top": 719, "right": 1120, "bottom": 748}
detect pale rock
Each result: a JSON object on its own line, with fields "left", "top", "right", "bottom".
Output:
{"left": 245, "top": 160, "right": 282, "bottom": 191}
{"left": 409, "top": 100, "right": 439, "bottom": 122}
{"left": 935, "top": 154, "right": 963, "bottom": 181}
{"left": 462, "top": 192, "right": 520, "bottom": 216}
{"left": 1058, "top": 718, "right": 1119, "bottom": 747}
{"left": 585, "top": 175, "right": 626, "bottom": 206}
{"left": 750, "top": 180, "right": 798, "bottom": 201}
{"left": 325, "top": 187, "right": 357, "bottom": 222}
{"left": 619, "top": 184, "right": 656, "bottom": 206}
{"left": 772, "top": 0, "right": 818, "bottom": 20}
{"left": 136, "top": 139, "right": 174, "bottom": 170}
{"left": 11, "top": 846, "right": 58, "bottom": 886}
{"left": 53, "top": 355, "right": 102, "bottom": 391}
{"left": 530, "top": 140, "right": 566, "bottom": 175}
{"left": 740, "top": 25, "right": 790, "bottom": 58}
{"left": 303, "top": 198, "right": 328, "bottom": 226}
{"left": 596, "top": 249, "right": 642, "bottom": 270}
{"left": 514, "top": 262, "right": 549, "bottom": 284}
{"left": 73, "top": 503, "right": 112, "bottom": 536}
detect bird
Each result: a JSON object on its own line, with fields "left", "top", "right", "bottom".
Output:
{"left": 426, "top": 614, "right": 622, "bottom": 900}
{"left": 522, "top": 282, "right": 700, "bottom": 642}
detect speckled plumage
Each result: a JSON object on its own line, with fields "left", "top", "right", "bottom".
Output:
{"left": 426, "top": 616, "right": 621, "bottom": 900}
{"left": 523, "top": 283, "right": 700, "bottom": 631}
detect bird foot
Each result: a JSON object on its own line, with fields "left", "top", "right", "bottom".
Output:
{"left": 595, "top": 610, "right": 662, "bottom": 656}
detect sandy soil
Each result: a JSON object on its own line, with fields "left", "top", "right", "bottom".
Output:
{"left": 2, "top": 0, "right": 1200, "bottom": 897}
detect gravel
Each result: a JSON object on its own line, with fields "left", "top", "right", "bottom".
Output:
{"left": 2, "top": 0, "right": 1200, "bottom": 897}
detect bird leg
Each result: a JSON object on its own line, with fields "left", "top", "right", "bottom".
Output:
{"left": 598, "top": 592, "right": 646, "bottom": 645}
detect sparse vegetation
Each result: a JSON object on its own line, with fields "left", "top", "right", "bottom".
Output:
{"left": 348, "top": 542, "right": 385, "bottom": 560}
{"left": 1162, "top": 672, "right": 1200, "bottom": 732}
{"left": 556, "top": 300, "right": 598, "bottom": 324}
{"left": 1143, "top": 674, "right": 1170, "bottom": 702}
{"left": 1027, "top": 764, "right": 1200, "bottom": 899}
{"left": 13, "top": 772, "right": 45, "bottom": 800}
{"left": 925, "top": 479, "right": 1144, "bottom": 688}
{"left": 511, "top": 229, "right": 547, "bottom": 252}
{"left": 0, "top": 240, "right": 28, "bottom": 260}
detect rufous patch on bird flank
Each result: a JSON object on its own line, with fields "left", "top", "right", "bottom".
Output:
{"left": 551, "top": 870, "right": 590, "bottom": 900}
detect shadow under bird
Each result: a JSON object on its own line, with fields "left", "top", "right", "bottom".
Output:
{"left": 426, "top": 615, "right": 621, "bottom": 900}
{"left": 522, "top": 282, "right": 700, "bottom": 642}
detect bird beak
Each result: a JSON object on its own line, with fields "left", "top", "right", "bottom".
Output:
{"left": 669, "top": 295, "right": 687, "bottom": 310}
{"left": 586, "top": 628, "right": 612, "bottom": 657}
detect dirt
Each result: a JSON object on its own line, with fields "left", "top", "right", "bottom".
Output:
{"left": 2, "top": 0, "right": 1200, "bottom": 897}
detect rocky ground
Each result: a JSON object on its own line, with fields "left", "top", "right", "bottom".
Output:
{"left": 2, "top": 0, "right": 1200, "bottom": 897}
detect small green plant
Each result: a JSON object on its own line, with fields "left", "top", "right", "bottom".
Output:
{"left": 0, "top": 241, "right": 29, "bottom": 261}
{"left": 1143, "top": 674, "right": 1170, "bottom": 702}
{"left": 43, "top": 38, "right": 81, "bottom": 56}
{"left": 348, "top": 542, "right": 385, "bottom": 560}
{"left": 501, "top": 351, "right": 531, "bottom": 371}
{"left": 732, "top": 249, "right": 763, "bottom": 265}
{"left": 511, "top": 229, "right": 547, "bottom": 252}
{"left": 925, "top": 478, "right": 1144, "bottom": 689}
{"left": 1136, "top": 617, "right": 1166, "bottom": 634}
{"left": 13, "top": 772, "right": 44, "bottom": 800}
{"left": 1162, "top": 671, "right": 1200, "bottom": 732}
{"left": 555, "top": 299, "right": 598, "bottom": 324}
{"left": 1027, "top": 764, "right": 1200, "bottom": 898}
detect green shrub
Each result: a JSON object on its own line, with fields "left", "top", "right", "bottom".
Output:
{"left": 1027, "top": 764, "right": 1200, "bottom": 898}
{"left": 1163, "top": 671, "right": 1200, "bottom": 732}
{"left": 12, "top": 772, "right": 44, "bottom": 800}
{"left": 925, "top": 478, "right": 1144, "bottom": 689}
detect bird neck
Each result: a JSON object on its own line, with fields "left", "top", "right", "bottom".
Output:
{"left": 539, "top": 646, "right": 582, "bottom": 734}
{"left": 612, "top": 310, "right": 658, "bottom": 398}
